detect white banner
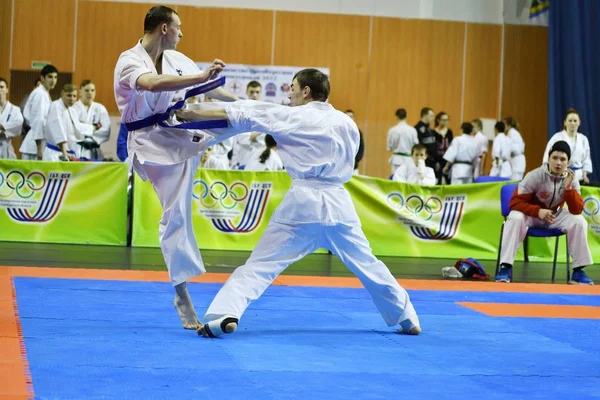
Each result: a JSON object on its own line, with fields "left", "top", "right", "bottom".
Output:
{"left": 196, "top": 63, "right": 330, "bottom": 105}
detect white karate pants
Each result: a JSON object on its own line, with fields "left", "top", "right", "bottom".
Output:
{"left": 500, "top": 210, "right": 593, "bottom": 268}
{"left": 204, "top": 221, "right": 419, "bottom": 328}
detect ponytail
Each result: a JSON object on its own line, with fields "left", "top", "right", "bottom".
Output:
{"left": 259, "top": 148, "right": 271, "bottom": 164}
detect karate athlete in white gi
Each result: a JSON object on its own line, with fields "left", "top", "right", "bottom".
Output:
{"left": 442, "top": 122, "right": 479, "bottom": 184}
{"left": 177, "top": 68, "right": 421, "bottom": 338}
{"left": 505, "top": 117, "right": 526, "bottom": 180}
{"left": 392, "top": 144, "right": 436, "bottom": 185}
{"left": 489, "top": 121, "right": 513, "bottom": 178}
{"left": 0, "top": 78, "right": 24, "bottom": 159}
{"left": 495, "top": 140, "right": 594, "bottom": 285}
{"left": 71, "top": 80, "right": 111, "bottom": 160}
{"left": 114, "top": 5, "right": 238, "bottom": 330}
{"left": 244, "top": 135, "right": 284, "bottom": 172}
{"left": 543, "top": 108, "right": 592, "bottom": 185}
{"left": 387, "top": 108, "right": 419, "bottom": 174}
{"left": 20, "top": 64, "right": 58, "bottom": 160}
{"left": 42, "top": 84, "right": 82, "bottom": 161}
{"left": 471, "top": 119, "right": 489, "bottom": 179}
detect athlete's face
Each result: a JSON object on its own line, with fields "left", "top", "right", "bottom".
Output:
{"left": 246, "top": 85, "right": 261, "bottom": 100}
{"left": 289, "top": 79, "right": 309, "bottom": 107}
{"left": 80, "top": 83, "right": 96, "bottom": 103}
{"left": 164, "top": 13, "right": 183, "bottom": 49}
{"left": 564, "top": 113, "right": 580, "bottom": 133}
{"left": 42, "top": 73, "right": 58, "bottom": 90}
{"left": 62, "top": 90, "right": 77, "bottom": 107}
{"left": 412, "top": 149, "right": 427, "bottom": 166}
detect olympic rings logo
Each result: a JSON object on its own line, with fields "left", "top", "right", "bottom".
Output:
{"left": 0, "top": 170, "right": 47, "bottom": 199}
{"left": 386, "top": 193, "right": 443, "bottom": 221}
{"left": 193, "top": 180, "right": 249, "bottom": 209}
{"left": 583, "top": 197, "right": 600, "bottom": 224}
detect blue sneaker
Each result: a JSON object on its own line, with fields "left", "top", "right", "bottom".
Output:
{"left": 570, "top": 269, "right": 594, "bottom": 285}
{"left": 495, "top": 267, "right": 512, "bottom": 283}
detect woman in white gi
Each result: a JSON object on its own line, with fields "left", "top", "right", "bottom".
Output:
{"left": 495, "top": 140, "right": 594, "bottom": 284}
{"left": 71, "top": 80, "right": 111, "bottom": 160}
{"left": 114, "top": 6, "right": 238, "bottom": 331}
{"left": 0, "top": 78, "right": 24, "bottom": 159}
{"left": 43, "top": 84, "right": 81, "bottom": 161}
{"left": 392, "top": 144, "right": 436, "bottom": 185}
{"left": 441, "top": 122, "right": 479, "bottom": 184}
{"left": 179, "top": 69, "right": 421, "bottom": 338}
{"left": 387, "top": 108, "right": 418, "bottom": 175}
{"left": 20, "top": 64, "right": 58, "bottom": 160}
{"left": 543, "top": 108, "right": 592, "bottom": 185}
{"left": 244, "top": 135, "right": 284, "bottom": 171}
{"left": 489, "top": 121, "right": 513, "bottom": 178}
{"left": 504, "top": 117, "right": 526, "bottom": 180}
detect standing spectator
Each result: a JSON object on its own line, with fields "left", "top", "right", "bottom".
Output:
{"left": 415, "top": 107, "right": 436, "bottom": 171}
{"left": 345, "top": 109, "right": 364, "bottom": 175}
{"left": 442, "top": 122, "right": 478, "bottom": 184}
{"left": 0, "top": 78, "right": 24, "bottom": 159}
{"left": 71, "top": 79, "right": 111, "bottom": 160}
{"left": 387, "top": 108, "right": 417, "bottom": 174}
{"left": 504, "top": 116, "right": 526, "bottom": 180}
{"left": 434, "top": 111, "right": 453, "bottom": 184}
{"left": 489, "top": 121, "right": 513, "bottom": 178}
{"left": 471, "top": 119, "right": 489, "bottom": 178}
{"left": 543, "top": 108, "right": 592, "bottom": 185}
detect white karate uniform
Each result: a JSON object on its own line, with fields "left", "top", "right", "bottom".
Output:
{"left": 71, "top": 100, "right": 111, "bottom": 159}
{"left": 489, "top": 133, "right": 513, "bottom": 178}
{"left": 543, "top": 131, "right": 592, "bottom": 182}
{"left": 500, "top": 167, "right": 593, "bottom": 268}
{"left": 443, "top": 134, "right": 479, "bottom": 184}
{"left": 507, "top": 127, "right": 526, "bottom": 180}
{"left": 202, "top": 152, "right": 230, "bottom": 170}
{"left": 244, "top": 148, "right": 284, "bottom": 171}
{"left": 20, "top": 85, "right": 52, "bottom": 158}
{"left": 114, "top": 40, "right": 236, "bottom": 286}
{"left": 231, "top": 132, "right": 266, "bottom": 169}
{"left": 473, "top": 131, "right": 488, "bottom": 179}
{"left": 203, "top": 100, "right": 419, "bottom": 330}
{"left": 392, "top": 161, "right": 436, "bottom": 186}
{"left": 42, "top": 99, "right": 83, "bottom": 161}
{"left": 0, "top": 102, "right": 24, "bottom": 159}
{"left": 387, "top": 121, "right": 419, "bottom": 174}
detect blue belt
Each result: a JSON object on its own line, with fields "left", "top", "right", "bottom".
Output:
{"left": 124, "top": 77, "right": 229, "bottom": 132}
{"left": 46, "top": 143, "right": 75, "bottom": 155}
{"left": 571, "top": 167, "right": 582, "bottom": 171}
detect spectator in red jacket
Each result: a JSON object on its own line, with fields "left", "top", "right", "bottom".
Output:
{"left": 496, "top": 140, "right": 594, "bottom": 284}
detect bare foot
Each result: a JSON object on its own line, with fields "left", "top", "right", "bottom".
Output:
{"left": 398, "top": 318, "right": 421, "bottom": 335}
{"left": 173, "top": 282, "right": 203, "bottom": 330}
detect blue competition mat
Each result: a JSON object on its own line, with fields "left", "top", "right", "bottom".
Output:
{"left": 13, "top": 277, "right": 600, "bottom": 400}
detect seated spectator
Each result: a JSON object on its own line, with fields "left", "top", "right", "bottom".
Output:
{"left": 495, "top": 140, "right": 594, "bottom": 285}
{"left": 392, "top": 144, "right": 436, "bottom": 185}
{"left": 442, "top": 122, "right": 478, "bottom": 184}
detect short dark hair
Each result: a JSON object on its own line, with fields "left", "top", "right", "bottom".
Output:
{"left": 62, "top": 83, "right": 77, "bottom": 93}
{"left": 0, "top": 77, "right": 7, "bottom": 86}
{"left": 412, "top": 144, "right": 427, "bottom": 155}
{"left": 395, "top": 108, "right": 407, "bottom": 120}
{"left": 80, "top": 79, "right": 93, "bottom": 88}
{"left": 40, "top": 64, "right": 58, "bottom": 77}
{"left": 494, "top": 121, "right": 505, "bottom": 132}
{"left": 292, "top": 68, "right": 330, "bottom": 102}
{"left": 420, "top": 107, "right": 433, "bottom": 117}
{"left": 144, "top": 6, "right": 178, "bottom": 33}
{"left": 246, "top": 80, "right": 261, "bottom": 89}
{"left": 461, "top": 122, "right": 473, "bottom": 135}
{"left": 503, "top": 116, "right": 517, "bottom": 129}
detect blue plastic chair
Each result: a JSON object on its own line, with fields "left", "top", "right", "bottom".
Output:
{"left": 389, "top": 174, "right": 394, "bottom": 180}
{"left": 495, "top": 183, "right": 570, "bottom": 283}
{"left": 474, "top": 176, "right": 512, "bottom": 183}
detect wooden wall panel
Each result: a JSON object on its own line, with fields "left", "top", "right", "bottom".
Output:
{"left": 0, "top": 0, "right": 11, "bottom": 82}
{"left": 273, "top": 11, "right": 371, "bottom": 171}
{"left": 501, "top": 25, "right": 548, "bottom": 172}
{"left": 177, "top": 7, "right": 273, "bottom": 66}
{"left": 11, "top": 0, "right": 76, "bottom": 72}
{"left": 74, "top": 1, "right": 168, "bottom": 114}
{"left": 463, "top": 23, "right": 502, "bottom": 121}
{"left": 367, "top": 17, "right": 465, "bottom": 178}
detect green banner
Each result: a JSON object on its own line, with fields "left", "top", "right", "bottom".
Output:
{"left": 0, "top": 160, "right": 128, "bottom": 245}
{"left": 132, "top": 170, "right": 600, "bottom": 262}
